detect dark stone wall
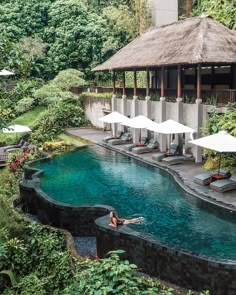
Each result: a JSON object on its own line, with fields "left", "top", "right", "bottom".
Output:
{"left": 20, "top": 179, "right": 113, "bottom": 236}
{"left": 95, "top": 215, "right": 236, "bottom": 295}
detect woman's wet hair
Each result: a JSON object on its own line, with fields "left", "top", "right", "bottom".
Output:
{"left": 110, "top": 211, "right": 118, "bottom": 218}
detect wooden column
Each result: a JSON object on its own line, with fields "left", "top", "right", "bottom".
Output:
{"left": 154, "top": 69, "right": 158, "bottom": 89}
{"left": 122, "top": 71, "right": 126, "bottom": 96}
{"left": 134, "top": 70, "right": 137, "bottom": 97}
{"left": 112, "top": 71, "right": 116, "bottom": 95}
{"left": 161, "top": 66, "right": 165, "bottom": 97}
{"left": 230, "top": 65, "right": 234, "bottom": 89}
{"left": 146, "top": 68, "right": 150, "bottom": 97}
{"left": 177, "top": 64, "right": 182, "bottom": 98}
{"left": 211, "top": 66, "right": 215, "bottom": 90}
{"left": 197, "top": 64, "right": 201, "bottom": 99}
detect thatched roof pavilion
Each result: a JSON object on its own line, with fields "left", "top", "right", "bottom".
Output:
{"left": 94, "top": 16, "right": 236, "bottom": 71}
{"left": 93, "top": 16, "right": 236, "bottom": 104}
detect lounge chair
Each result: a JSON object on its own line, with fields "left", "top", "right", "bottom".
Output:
{"left": 6, "top": 141, "right": 29, "bottom": 153}
{"left": 132, "top": 139, "right": 159, "bottom": 154}
{"left": 210, "top": 175, "right": 236, "bottom": 193}
{"left": 152, "top": 143, "right": 180, "bottom": 162}
{"left": 161, "top": 154, "right": 194, "bottom": 165}
{"left": 102, "top": 131, "right": 123, "bottom": 143}
{"left": 4, "top": 139, "right": 25, "bottom": 152}
{"left": 108, "top": 133, "right": 132, "bottom": 146}
{"left": 123, "top": 137, "right": 148, "bottom": 151}
{"left": 193, "top": 169, "right": 231, "bottom": 186}
{"left": 164, "top": 144, "right": 180, "bottom": 156}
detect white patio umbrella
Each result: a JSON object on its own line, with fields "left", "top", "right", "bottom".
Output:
{"left": 99, "top": 111, "right": 129, "bottom": 124}
{"left": 2, "top": 125, "right": 31, "bottom": 133}
{"left": 146, "top": 119, "right": 195, "bottom": 134}
{"left": 2, "top": 124, "right": 31, "bottom": 140}
{"left": 0, "top": 69, "right": 15, "bottom": 76}
{"left": 121, "top": 115, "right": 156, "bottom": 143}
{"left": 99, "top": 111, "right": 130, "bottom": 136}
{"left": 146, "top": 119, "right": 195, "bottom": 152}
{"left": 189, "top": 131, "right": 236, "bottom": 173}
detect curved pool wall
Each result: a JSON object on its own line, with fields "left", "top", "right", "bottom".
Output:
{"left": 20, "top": 155, "right": 236, "bottom": 295}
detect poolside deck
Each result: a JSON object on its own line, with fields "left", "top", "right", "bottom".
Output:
{"left": 66, "top": 128, "right": 236, "bottom": 210}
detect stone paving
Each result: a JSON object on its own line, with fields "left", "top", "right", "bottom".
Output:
{"left": 66, "top": 128, "right": 236, "bottom": 210}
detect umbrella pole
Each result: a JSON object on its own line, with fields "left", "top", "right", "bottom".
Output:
{"left": 139, "top": 129, "right": 141, "bottom": 143}
{"left": 218, "top": 153, "right": 222, "bottom": 175}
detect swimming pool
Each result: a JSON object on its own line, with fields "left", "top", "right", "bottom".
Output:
{"left": 32, "top": 145, "right": 236, "bottom": 261}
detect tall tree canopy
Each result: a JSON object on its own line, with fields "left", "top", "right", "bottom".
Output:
{"left": 192, "top": 0, "right": 236, "bottom": 30}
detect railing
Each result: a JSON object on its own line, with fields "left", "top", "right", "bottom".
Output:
{"left": 77, "top": 86, "right": 236, "bottom": 105}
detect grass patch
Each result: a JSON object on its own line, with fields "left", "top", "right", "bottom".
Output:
{"left": 0, "top": 106, "right": 47, "bottom": 145}
{"left": 11, "top": 106, "right": 47, "bottom": 127}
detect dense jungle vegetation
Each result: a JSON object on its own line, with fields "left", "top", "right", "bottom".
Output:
{"left": 0, "top": 0, "right": 235, "bottom": 293}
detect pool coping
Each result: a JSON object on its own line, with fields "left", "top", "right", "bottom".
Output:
{"left": 20, "top": 147, "right": 236, "bottom": 265}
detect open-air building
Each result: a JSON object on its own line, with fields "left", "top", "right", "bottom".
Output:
{"left": 93, "top": 16, "right": 236, "bottom": 162}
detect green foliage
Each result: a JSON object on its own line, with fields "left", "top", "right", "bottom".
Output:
{"left": 34, "top": 83, "right": 75, "bottom": 106}
{"left": 44, "top": 0, "right": 108, "bottom": 79}
{"left": 203, "top": 103, "right": 236, "bottom": 170}
{"left": 0, "top": 79, "right": 42, "bottom": 127}
{"left": 0, "top": 270, "right": 17, "bottom": 287}
{"left": 0, "top": 35, "right": 31, "bottom": 78}
{"left": 15, "top": 97, "right": 35, "bottom": 115}
{"left": 0, "top": 169, "right": 25, "bottom": 236}
{"left": 34, "top": 69, "right": 85, "bottom": 105}
{"left": 30, "top": 102, "right": 86, "bottom": 144}
{"left": 53, "top": 69, "right": 86, "bottom": 91}
{"left": 192, "top": 0, "right": 236, "bottom": 30}
{"left": 81, "top": 92, "right": 112, "bottom": 99}
{"left": 0, "top": 0, "right": 53, "bottom": 40}
{"left": 102, "top": 5, "right": 137, "bottom": 58}
{"left": 0, "top": 0, "right": 151, "bottom": 79}
{"left": 63, "top": 250, "right": 173, "bottom": 294}
{"left": 0, "top": 225, "right": 73, "bottom": 294}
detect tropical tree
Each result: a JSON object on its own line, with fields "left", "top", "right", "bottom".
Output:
{"left": 0, "top": 35, "right": 31, "bottom": 77}
{"left": 192, "top": 0, "right": 236, "bottom": 30}
{"left": 44, "top": 0, "right": 108, "bottom": 79}
{"left": 0, "top": 0, "right": 53, "bottom": 40}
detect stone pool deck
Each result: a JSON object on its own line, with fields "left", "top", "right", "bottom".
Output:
{"left": 66, "top": 128, "right": 236, "bottom": 210}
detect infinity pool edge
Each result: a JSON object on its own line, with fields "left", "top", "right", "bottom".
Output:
{"left": 20, "top": 149, "right": 236, "bottom": 295}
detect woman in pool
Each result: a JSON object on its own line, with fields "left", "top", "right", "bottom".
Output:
{"left": 109, "top": 211, "right": 144, "bottom": 228}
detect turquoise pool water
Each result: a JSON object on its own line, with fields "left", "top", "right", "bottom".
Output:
{"left": 33, "top": 146, "right": 236, "bottom": 260}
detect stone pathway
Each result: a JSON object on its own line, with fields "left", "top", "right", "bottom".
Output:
{"left": 66, "top": 128, "right": 236, "bottom": 210}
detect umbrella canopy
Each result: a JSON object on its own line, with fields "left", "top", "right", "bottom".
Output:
{"left": 99, "top": 111, "right": 130, "bottom": 124}
{"left": 189, "top": 131, "right": 236, "bottom": 153}
{"left": 146, "top": 119, "right": 195, "bottom": 134}
{"left": 0, "top": 69, "right": 14, "bottom": 76}
{"left": 121, "top": 115, "right": 154, "bottom": 128}
{"left": 2, "top": 125, "right": 31, "bottom": 133}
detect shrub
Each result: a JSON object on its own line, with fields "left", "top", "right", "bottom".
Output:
{"left": 33, "top": 83, "right": 75, "bottom": 106}
{"left": 81, "top": 91, "right": 112, "bottom": 99}
{"left": 53, "top": 69, "right": 86, "bottom": 91}
{"left": 30, "top": 102, "right": 87, "bottom": 144}
{"left": 15, "top": 97, "right": 35, "bottom": 115}
{"left": 203, "top": 103, "right": 236, "bottom": 170}
{"left": 42, "top": 141, "right": 72, "bottom": 153}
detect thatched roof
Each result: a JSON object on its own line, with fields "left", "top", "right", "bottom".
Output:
{"left": 93, "top": 16, "right": 236, "bottom": 71}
